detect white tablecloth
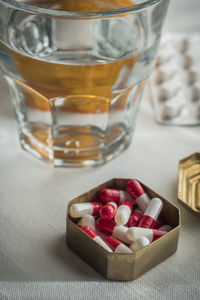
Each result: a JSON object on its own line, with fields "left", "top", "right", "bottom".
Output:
{"left": 0, "top": 1, "right": 200, "bottom": 299}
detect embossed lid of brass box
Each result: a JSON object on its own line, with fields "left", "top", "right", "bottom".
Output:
{"left": 178, "top": 153, "right": 200, "bottom": 215}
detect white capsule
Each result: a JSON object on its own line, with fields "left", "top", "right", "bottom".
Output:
{"left": 130, "top": 237, "right": 150, "bottom": 252}
{"left": 94, "top": 236, "right": 113, "bottom": 252}
{"left": 158, "top": 225, "right": 172, "bottom": 232}
{"left": 126, "top": 227, "right": 167, "bottom": 243}
{"left": 104, "top": 236, "right": 133, "bottom": 253}
{"left": 126, "top": 179, "right": 150, "bottom": 212}
{"left": 113, "top": 225, "right": 132, "bottom": 244}
{"left": 69, "top": 202, "right": 102, "bottom": 218}
{"left": 163, "top": 90, "right": 186, "bottom": 118}
{"left": 114, "top": 200, "right": 133, "bottom": 226}
{"left": 77, "top": 215, "right": 96, "bottom": 231}
{"left": 127, "top": 227, "right": 153, "bottom": 242}
{"left": 136, "top": 194, "right": 150, "bottom": 212}
{"left": 115, "top": 243, "right": 133, "bottom": 254}
{"left": 81, "top": 226, "right": 113, "bottom": 252}
{"left": 138, "top": 198, "right": 163, "bottom": 228}
{"left": 70, "top": 203, "right": 93, "bottom": 218}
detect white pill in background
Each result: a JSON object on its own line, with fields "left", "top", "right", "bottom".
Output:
{"left": 188, "top": 35, "right": 200, "bottom": 49}
{"left": 163, "top": 90, "right": 186, "bottom": 118}
{"left": 69, "top": 202, "right": 102, "bottom": 218}
{"left": 188, "top": 67, "right": 200, "bottom": 84}
{"left": 192, "top": 81, "right": 200, "bottom": 101}
{"left": 156, "top": 43, "right": 175, "bottom": 66}
{"left": 159, "top": 74, "right": 182, "bottom": 101}
{"left": 77, "top": 215, "right": 96, "bottom": 231}
{"left": 179, "top": 38, "right": 189, "bottom": 53}
{"left": 183, "top": 55, "right": 192, "bottom": 69}
{"left": 130, "top": 237, "right": 150, "bottom": 252}
{"left": 158, "top": 225, "right": 172, "bottom": 232}
{"left": 186, "top": 49, "right": 200, "bottom": 61}
{"left": 155, "top": 60, "right": 178, "bottom": 84}
{"left": 183, "top": 53, "right": 200, "bottom": 69}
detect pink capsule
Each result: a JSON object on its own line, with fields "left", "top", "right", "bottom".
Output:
{"left": 81, "top": 226, "right": 113, "bottom": 252}
{"left": 127, "top": 208, "right": 143, "bottom": 227}
{"left": 114, "top": 200, "right": 133, "bottom": 226}
{"left": 96, "top": 218, "right": 131, "bottom": 244}
{"left": 127, "top": 227, "right": 167, "bottom": 243}
{"left": 126, "top": 180, "right": 150, "bottom": 212}
{"left": 69, "top": 202, "right": 102, "bottom": 218}
{"left": 158, "top": 225, "right": 172, "bottom": 232}
{"left": 138, "top": 198, "right": 163, "bottom": 228}
{"left": 100, "top": 202, "right": 118, "bottom": 220}
{"left": 153, "top": 217, "right": 164, "bottom": 229}
{"left": 103, "top": 236, "right": 132, "bottom": 253}
{"left": 99, "top": 188, "right": 134, "bottom": 205}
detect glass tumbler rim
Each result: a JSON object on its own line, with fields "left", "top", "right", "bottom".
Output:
{"left": 0, "top": 0, "right": 165, "bottom": 18}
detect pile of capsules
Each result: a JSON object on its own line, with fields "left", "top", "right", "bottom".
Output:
{"left": 69, "top": 179, "right": 172, "bottom": 254}
{"left": 149, "top": 33, "right": 200, "bottom": 125}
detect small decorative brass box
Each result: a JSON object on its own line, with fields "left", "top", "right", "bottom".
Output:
{"left": 66, "top": 178, "right": 181, "bottom": 281}
{"left": 178, "top": 153, "right": 200, "bottom": 215}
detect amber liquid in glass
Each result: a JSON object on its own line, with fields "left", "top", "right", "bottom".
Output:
{"left": 1, "top": 0, "right": 155, "bottom": 166}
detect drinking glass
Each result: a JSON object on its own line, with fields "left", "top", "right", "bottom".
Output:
{"left": 0, "top": 0, "right": 170, "bottom": 167}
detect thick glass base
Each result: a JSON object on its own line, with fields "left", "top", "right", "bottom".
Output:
{"left": 19, "top": 124, "right": 133, "bottom": 167}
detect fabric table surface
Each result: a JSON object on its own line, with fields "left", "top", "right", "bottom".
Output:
{"left": 0, "top": 0, "right": 200, "bottom": 299}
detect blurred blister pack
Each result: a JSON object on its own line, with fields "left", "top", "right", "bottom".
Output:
{"left": 148, "top": 33, "right": 200, "bottom": 125}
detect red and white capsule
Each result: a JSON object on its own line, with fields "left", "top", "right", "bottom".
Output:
{"left": 127, "top": 208, "right": 143, "bottom": 227}
{"left": 69, "top": 202, "right": 102, "bottom": 218}
{"left": 81, "top": 226, "right": 113, "bottom": 252}
{"left": 126, "top": 227, "right": 167, "bottom": 243}
{"left": 153, "top": 217, "right": 164, "bottom": 229}
{"left": 114, "top": 200, "right": 133, "bottom": 226}
{"left": 96, "top": 218, "right": 131, "bottom": 244}
{"left": 138, "top": 198, "right": 163, "bottom": 229}
{"left": 126, "top": 180, "right": 150, "bottom": 212}
{"left": 104, "top": 236, "right": 132, "bottom": 254}
{"left": 99, "top": 188, "right": 134, "bottom": 205}
{"left": 77, "top": 215, "right": 96, "bottom": 231}
{"left": 100, "top": 202, "right": 118, "bottom": 220}
{"left": 130, "top": 237, "right": 150, "bottom": 252}
{"left": 158, "top": 225, "right": 172, "bottom": 232}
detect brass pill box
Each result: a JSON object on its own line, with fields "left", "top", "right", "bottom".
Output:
{"left": 66, "top": 178, "right": 181, "bottom": 281}
{"left": 178, "top": 153, "right": 200, "bottom": 215}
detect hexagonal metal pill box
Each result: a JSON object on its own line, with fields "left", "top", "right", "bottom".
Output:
{"left": 66, "top": 178, "right": 181, "bottom": 281}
